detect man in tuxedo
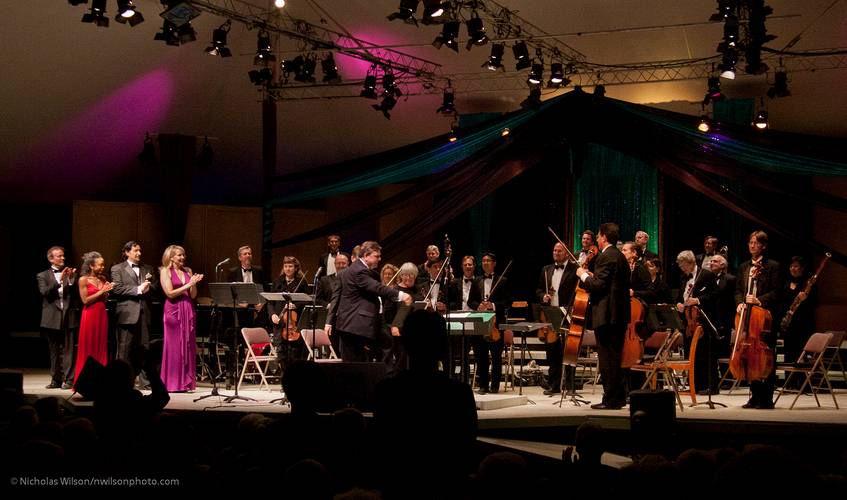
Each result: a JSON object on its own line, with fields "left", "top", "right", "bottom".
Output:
{"left": 332, "top": 241, "right": 412, "bottom": 362}
{"left": 735, "top": 230, "right": 781, "bottom": 409}
{"left": 696, "top": 235, "right": 720, "bottom": 270}
{"left": 708, "top": 254, "right": 736, "bottom": 359}
{"left": 315, "top": 234, "right": 341, "bottom": 280}
{"left": 226, "top": 245, "right": 265, "bottom": 328}
{"left": 316, "top": 252, "right": 349, "bottom": 357}
{"left": 448, "top": 255, "right": 476, "bottom": 312}
{"left": 635, "top": 230, "right": 658, "bottom": 261}
{"left": 675, "top": 250, "right": 719, "bottom": 394}
{"left": 37, "top": 246, "right": 80, "bottom": 389}
{"left": 535, "top": 242, "right": 578, "bottom": 396}
{"left": 469, "top": 252, "right": 512, "bottom": 394}
{"left": 576, "top": 223, "right": 631, "bottom": 410}
{"left": 420, "top": 259, "right": 447, "bottom": 313}
{"left": 416, "top": 244, "right": 441, "bottom": 287}
{"left": 111, "top": 241, "right": 159, "bottom": 388}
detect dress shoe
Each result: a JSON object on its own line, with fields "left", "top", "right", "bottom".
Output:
{"left": 742, "top": 400, "right": 759, "bottom": 409}
{"left": 45, "top": 382, "right": 61, "bottom": 389}
{"left": 590, "top": 402, "right": 623, "bottom": 410}
{"left": 543, "top": 388, "right": 561, "bottom": 396}
{"left": 61, "top": 382, "right": 73, "bottom": 390}
{"left": 757, "top": 401, "right": 775, "bottom": 409}
{"left": 476, "top": 388, "right": 488, "bottom": 395}
{"left": 489, "top": 388, "right": 500, "bottom": 394}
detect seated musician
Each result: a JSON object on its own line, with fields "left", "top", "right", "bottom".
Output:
{"left": 622, "top": 241, "right": 651, "bottom": 295}
{"left": 535, "top": 242, "right": 578, "bottom": 396}
{"left": 633, "top": 257, "right": 672, "bottom": 305}
{"left": 269, "top": 256, "right": 308, "bottom": 369}
{"left": 469, "top": 253, "right": 511, "bottom": 395}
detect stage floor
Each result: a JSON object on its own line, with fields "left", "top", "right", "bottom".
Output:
{"left": 18, "top": 368, "right": 847, "bottom": 431}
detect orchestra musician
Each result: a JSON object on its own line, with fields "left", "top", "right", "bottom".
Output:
{"left": 634, "top": 230, "right": 658, "bottom": 261}
{"left": 622, "top": 242, "right": 651, "bottom": 294}
{"left": 316, "top": 234, "right": 342, "bottom": 280}
{"left": 448, "top": 255, "right": 477, "bottom": 312}
{"left": 709, "top": 254, "right": 736, "bottom": 359}
{"left": 675, "top": 250, "right": 719, "bottom": 395}
{"left": 578, "top": 230, "right": 598, "bottom": 269}
{"left": 735, "top": 230, "right": 781, "bottom": 409}
{"left": 633, "top": 257, "right": 671, "bottom": 305}
{"left": 383, "top": 262, "right": 423, "bottom": 374}
{"left": 779, "top": 256, "right": 818, "bottom": 373}
{"left": 316, "top": 252, "right": 349, "bottom": 356}
{"left": 420, "top": 259, "right": 448, "bottom": 314}
{"left": 269, "top": 256, "right": 308, "bottom": 369}
{"left": 470, "top": 252, "right": 512, "bottom": 395}
{"left": 535, "top": 242, "right": 578, "bottom": 396}
{"left": 227, "top": 245, "right": 265, "bottom": 328}
{"left": 696, "top": 235, "right": 720, "bottom": 270}
{"left": 576, "top": 223, "right": 630, "bottom": 410}
{"left": 417, "top": 244, "right": 441, "bottom": 286}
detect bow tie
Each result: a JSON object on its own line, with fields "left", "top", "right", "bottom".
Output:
{"left": 52, "top": 268, "right": 62, "bottom": 273}
{"left": 243, "top": 268, "right": 253, "bottom": 272}
{"left": 131, "top": 264, "right": 140, "bottom": 269}
{"left": 484, "top": 274, "right": 494, "bottom": 279}
{"left": 329, "top": 252, "right": 337, "bottom": 257}
{"left": 553, "top": 264, "right": 564, "bottom": 270}
{"left": 464, "top": 278, "right": 473, "bottom": 284}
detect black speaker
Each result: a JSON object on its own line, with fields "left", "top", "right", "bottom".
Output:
{"left": 0, "top": 369, "right": 23, "bottom": 394}
{"left": 630, "top": 389, "right": 676, "bottom": 455}
{"left": 73, "top": 356, "right": 105, "bottom": 400}
{"left": 315, "top": 362, "right": 387, "bottom": 412}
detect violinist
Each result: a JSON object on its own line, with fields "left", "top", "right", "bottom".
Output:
{"left": 535, "top": 242, "right": 578, "bottom": 396}
{"left": 269, "top": 256, "right": 308, "bottom": 368}
{"left": 577, "top": 230, "right": 598, "bottom": 270}
{"left": 779, "top": 256, "right": 818, "bottom": 372}
{"left": 633, "top": 257, "right": 671, "bottom": 305}
{"left": 734, "top": 231, "right": 781, "bottom": 409}
{"left": 675, "top": 250, "right": 719, "bottom": 395}
{"left": 575, "top": 223, "right": 630, "bottom": 410}
{"left": 469, "top": 252, "right": 511, "bottom": 395}
{"left": 622, "top": 242, "right": 651, "bottom": 294}
{"left": 420, "top": 259, "right": 448, "bottom": 313}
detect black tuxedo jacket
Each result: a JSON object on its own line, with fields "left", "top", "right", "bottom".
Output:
{"left": 735, "top": 258, "right": 781, "bottom": 310}
{"left": 581, "top": 245, "right": 631, "bottom": 329}
{"left": 316, "top": 252, "right": 340, "bottom": 279}
{"left": 37, "top": 268, "right": 80, "bottom": 330}
{"left": 676, "top": 267, "right": 718, "bottom": 312}
{"left": 448, "top": 276, "right": 476, "bottom": 311}
{"left": 468, "top": 274, "right": 511, "bottom": 326}
{"left": 227, "top": 266, "right": 266, "bottom": 288}
{"left": 315, "top": 274, "right": 339, "bottom": 307}
{"left": 111, "top": 261, "right": 159, "bottom": 326}
{"left": 714, "top": 272, "right": 737, "bottom": 334}
{"left": 534, "top": 262, "right": 577, "bottom": 308}
{"left": 334, "top": 260, "right": 400, "bottom": 339}
{"left": 629, "top": 262, "right": 652, "bottom": 292}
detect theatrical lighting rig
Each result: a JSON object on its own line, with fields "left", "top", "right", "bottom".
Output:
{"left": 294, "top": 55, "right": 317, "bottom": 83}
{"left": 548, "top": 63, "right": 569, "bottom": 88}
{"left": 422, "top": 0, "right": 445, "bottom": 19}
{"left": 484, "top": 43, "right": 505, "bottom": 71}
{"left": 436, "top": 84, "right": 456, "bottom": 115}
{"left": 205, "top": 20, "right": 232, "bottom": 57}
{"left": 719, "top": 48, "right": 737, "bottom": 79}
{"left": 373, "top": 94, "right": 398, "bottom": 119}
{"left": 752, "top": 109, "right": 769, "bottom": 129}
{"left": 698, "top": 115, "right": 711, "bottom": 133}
{"left": 154, "top": 19, "right": 196, "bottom": 45}
{"left": 512, "top": 42, "right": 532, "bottom": 71}
{"left": 81, "top": 0, "right": 110, "bottom": 28}
{"left": 321, "top": 54, "right": 341, "bottom": 83}
{"left": 254, "top": 30, "right": 275, "bottom": 65}
{"left": 387, "top": 0, "right": 420, "bottom": 25}
{"left": 702, "top": 76, "right": 725, "bottom": 105}
{"left": 527, "top": 63, "right": 543, "bottom": 86}
{"left": 465, "top": 15, "right": 489, "bottom": 51}
{"left": 382, "top": 70, "right": 403, "bottom": 98}
{"left": 767, "top": 67, "right": 790, "bottom": 98}
{"left": 360, "top": 68, "right": 379, "bottom": 99}
{"left": 433, "top": 21, "right": 461, "bottom": 52}
{"left": 248, "top": 67, "right": 273, "bottom": 86}
{"left": 115, "top": 0, "right": 144, "bottom": 27}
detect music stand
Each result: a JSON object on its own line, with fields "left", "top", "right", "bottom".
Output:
{"left": 217, "top": 282, "right": 264, "bottom": 403}
{"left": 194, "top": 283, "right": 237, "bottom": 402}
{"left": 691, "top": 309, "right": 726, "bottom": 409}
{"left": 264, "top": 291, "right": 313, "bottom": 405}
{"left": 298, "top": 305, "right": 327, "bottom": 359}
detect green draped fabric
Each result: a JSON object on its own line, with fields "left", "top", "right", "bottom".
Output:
{"left": 572, "top": 143, "right": 659, "bottom": 253}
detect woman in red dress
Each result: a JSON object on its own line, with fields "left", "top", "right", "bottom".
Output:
{"left": 74, "top": 251, "right": 112, "bottom": 386}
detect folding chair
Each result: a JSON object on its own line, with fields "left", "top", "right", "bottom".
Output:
{"left": 822, "top": 331, "right": 846, "bottom": 385}
{"left": 300, "top": 328, "right": 340, "bottom": 362}
{"left": 717, "top": 329, "right": 745, "bottom": 395}
{"left": 577, "top": 330, "right": 599, "bottom": 393}
{"left": 775, "top": 332, "right": 838, "bottom": 409}
{"left": 631, "top": 330, "right": 688, "bottom": 411}
{"left": 238, "top": 327, "right": 278, "bottom": 392}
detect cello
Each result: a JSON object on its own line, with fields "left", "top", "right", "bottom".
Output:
{"left": 621, "top": 297, "right": 646, "bottom": 368}
{"left": 729, "top": 262, "right": 774, "bottom": 381}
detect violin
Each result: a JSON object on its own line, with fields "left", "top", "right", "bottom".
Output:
{"left": 280, "top": 271, "right": 308, "bottom": 342}
{"left": 481, "top": 260, "right": 513, "bottom": 342}
{"left": 729, "top": 262, "right": 774, "bottom": 381}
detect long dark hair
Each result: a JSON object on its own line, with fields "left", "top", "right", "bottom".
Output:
{"left": 80, "top": 251, "right": 104, "bottom": 279}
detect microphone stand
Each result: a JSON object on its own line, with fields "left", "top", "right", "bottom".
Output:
{"left": 441, "top": 240, "right": 454, "bottom": 377}
{"left": 311, "top": 271, "right": 321, "bottom": 360}
{"left": 692, "top": 309, "right": 726, "bottom": 409}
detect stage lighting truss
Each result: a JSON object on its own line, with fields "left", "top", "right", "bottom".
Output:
{"left": 254, "top": 30, "right": 275, "bottom": 65}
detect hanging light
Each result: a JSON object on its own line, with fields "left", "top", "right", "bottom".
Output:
{"left": 465, "top": 16, "right": 488, "bottom": 50}
{"left": 382, "top": 70, "right": 402, "bottom": 97}
{"left": 422, "top": 0, "right": 444, "bottom": 18}
{"left": 512, "top": 42, "right": 531, "bottom": 70}
{"left": 274, "top": 0, "right": 286, "bottom": 8}
{"left": 718, "top": 49, "right": 737, "bottom": 79}
{"left": 115, "top": 0, "right": 144, "bottom": 27}
{"left": 527, "top": 63, "right": 543, "bottom": 85}
{"left": 254, "top": 30, "right": 275, "bottom": 65}
{"left": 205, "top": 20, "right": 232, "bottom": 57}
{"left": 248, "top": 67, "right": 273, "bottom": 86}
{"left": 447, "top": 119, "right": 458, "bottom": 143}
{"left": 372, "top": 94, "right": 398, "bottom": 119}
{"left": 767, "top": 66, "right": 790, "bottom": 98}
{"left": 360, "top": 67, "right": 378, "bottom": 99}
{"left": 702, "top": 76, "right": 724, "bottom": 105}
{"left": 752, "top": 110, "right": 769, "bottom": 130}
{"left": 484, "top": 43, "right": 505, "bottom": 71}
{"left": 436, "top": 84, "right": 456, "bottom": 115}
{"left": 321, "top": 53, "right": 341, "bottom": 83}
{"left": 81, "top": 0, "right": 109, "bottom": 27}
{"left": 697, "top": 115, "right": 711, "bottom": 133}
{"left": 432, "top": 21, "right": 460, "bottom": 52}
{"left": 387, "top": 0, "right": 419, "bottom": 24}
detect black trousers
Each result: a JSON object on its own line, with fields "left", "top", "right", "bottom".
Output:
{"left": 474, "top": 336, "right": 504, "bottom": 391}
{"left": 339, "top": 331, "right": 374, "bottom": 362}
{"left": 686, "top": 327, "right": 720, "bottom": 392}
{"left": 595, "top": 323, "right": 626, "bottom": 406}
{"left": 116, "top": 320, "right": 150, "bottom": 383}
{"left": 44, "top": 327, "right": 75, "bottom": 384}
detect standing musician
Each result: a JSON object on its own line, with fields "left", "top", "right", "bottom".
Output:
{"left": 420, "top": 259, "right": 448, "bottom": 313}
{"left": 535, "top": 242, "right": 578, "bottom": 396}
{"left": 578, "top": 230, "right": 598, "bottom": 269}
{"left": 227, "top": 245, "right": 266, "bottom": 328}
{"left": 734, "top": 230, "right": 781, "bottom": 409}
{"left": 416, "top": 245, "right": 441, "bottom": 286}
{"left": 383, "top": 262, "right": 423, "bottom": 374}
{"left": 576, "top": 223, "right": 631, "bottom": 410}
{"left": 778, "top": 256, "right": 818, "bottom": 370}
{"left": 696, "top": 235, "right": 721, "bottom": 270}
{"left": 469, "top": 252, "right": 512, "bottom": 395}
{"left": 316, "top": 234, "right": 342, "bottom": 280}
{"left": 269, "top": 256, "right": 308, "bottom": 369}
{"left": 448, "top": 255, "right": 477, "bottom": 312}
{"left": 709, "top": 254, "right": 736, "bottom": 359}
{"left": 675, "top": 250, "right": 719, "bottom": 395}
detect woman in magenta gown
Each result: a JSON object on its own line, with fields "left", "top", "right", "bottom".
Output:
{"left": 159, "top": 245, "right": 203, "bottom": 392}
{"left": 74, "top": 251, "right": 112, "bottom": 386}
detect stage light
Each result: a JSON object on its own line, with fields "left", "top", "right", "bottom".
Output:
{"left": 520, "top": 87, "right": 542, "bottom": 109}
{"left": 436, "top": 85, "right": 456, "bottom": 115}
{"left": 281, "top": 56, "right": 304, "bottom": 78}
{"left": 422, "top": 0, "right": 444, "bottom": 18}
{"left": 205, "top": 20, "right": 232, "bottom": 57}
{"left": 465, "top": 16, "right": 488, "bottom": 50}
{"left": 372, "top": 94, "right": 397, "bottom": 119}
{"left": 114, "top": 0, "right": 144, "bottom": 27}
{"left": 321, "top": 53, "right": 341, "bottom": 83}
{"left": 501, "top": 127, "right": 510, "bottom": 137}
{"left": 294, "top": 55, "right": 316, "bottom": 83}
{"left": 527, "top": 63, "right": 543, "bottom": 85}
{"left": 752, "top": 110, "right": 769, "bottom": 129}
{"left": 710, "top": 0, "right": 737, "bottom": 22}
{"left": 767, "top": 69, "right": 790, "bottom": 98}
{"left": 702, "top": 77, "right": 724, "bottom": 105}
{"left": 160, "top": 2, "right": 201, "bottom": 27}
{"left": 154, "top": 20, "right": 179, "bottom": 45}
{"left": 512, "top": 42, "right": 531, "bottom": 70}
{"left": 387, "top": 0, "right": 419, "bottom": 24}
{"left": 697, "top": 115, "right": 711, "bottom": 133}
{"left": 81, "top": 0, "right": 109, "bottom": 28}
{"left": 484, "top": 43, "right": 505, "bottom": 71}
{"left": 433, "top": 21, "right": 460, "bottom": 52}
{"left": 382, "top": 70, "right": 402, "bottom": 97}
{"left": 548, "top": 63, "right": 564, "bottom": 85}
{"left": 360, "top": 73, "right": 378, "bottom": 99}
{"left": 719, "top": 49, "right": 737, "bottom": 79}
{"left": 274, "top": 0, "right": 286, "bottom": 8}
{"left": 248, "top": 67, "right": 273, "bottom": 86}
{"left": 254, "top": 31, "right": 275, "bottom": 65}
{"left": 448, "top": 119, "right": 458, "bottom": 142}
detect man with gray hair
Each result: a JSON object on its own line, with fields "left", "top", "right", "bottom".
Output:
{"left": 709, "top": 254, "right": 737, "bottom": 355}
{"left": 675, "top": 249, "right": 719, "bottom": 395}
{"left": 635, "top": 231, "right": 658, "bottom": 261}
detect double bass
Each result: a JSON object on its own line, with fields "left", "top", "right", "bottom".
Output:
{"left": 729, "top": 262, "right": 773, "bottom": 381}
{"left": 621, "top": 297, "right": 646, "bottom": 368}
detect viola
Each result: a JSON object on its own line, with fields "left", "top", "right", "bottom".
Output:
{"left": 684, "top": 304, "right": 700, "bottom": 339}
{"left": 729, "top": 262, "right": 774, "bottom": 381}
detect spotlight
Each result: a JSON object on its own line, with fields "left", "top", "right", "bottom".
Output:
{"left": 138, "top": 132, "right": 157, "bottom": 164}
{"left": 248, "top": 68, "right": 273, "bottom": 86}
{"left": 484, "top": 43, "right": 505, "bottom": 71}
{"left": 520, "top": 87, "right": 542, "bottom": 109}
{"left": 548, "top": 63, "right": 564, "bottom": 85}
{"left": 114, "top": 0, "right": 144, "bottom": 26}
{"left": 205, "top": 21, "right": 232, "bottom": 57}
{"left": 527, "top": 63, "right": 543, "bottom": 85}
{"left": 718, "top": 49, "right": 737, "bottom": 79}
{"left": 294, "top": 55, "right": 317, "bottom": 83}
{"left": 448, "top": 119, "right": 458, "bottom": 142}
{"left": 382, "top": 71, "right": 402, "bottom": 97}
{"left": 254, "top": 31, "right": 275, "bottom": 65}
{"left": 433, "top": 21, "right": 460, "bottom": 52}
{"left": 321, "top": 53, "right": 341, "bottom": 83}
{"left": 387, "top": 0, "right": 419, "bottom": 24}
{"left": 697, "top": 115, "right": 711, "bottom": 133}
{"left": 767, "top": 69, "right": 790, "bottom": 98}
{"left": 81, "top": 0, "right": 109, "bottom": 27}
{"left": 752, "top": 110, "right": 769, "bottom": 129}
{"left": 360, "top": 73, "right": 378, "bottom": 99}
{"left": 155, "top": 18, "right": 195, "bottom": 45}
{"left": 593, "top": 84, "right": 606, "bottom": 97}
{"left": 702, "top": 77, "right": 724, "bottom": 105}
{"left": 160, "top": 1, "right": 201, "bottom": 27}
{"left": 512, "top": 42, "right": 531, "bottom": 70}
{"left": 436, "top": 85, "right": 456, "bottom": 115}
{"left": 501, "top": 127, "right": 510, "bottom": 137}
{"left": 274, "top": 0, "right": 286, "bottom": 7}
{"left": 372, "top": 94, "right": 398, "bottom": 119}
{"left": 716, "top": 15, "right": 739, "bottom": 52}
{"left": 710, "top": 0, "right": 737, "bottom": 22}
{"left": 422, "top": 0, "right": 444, "bottom": 18}
{"left": 465, "top": 16, "right": 489, "bottom": 51}
{"left": 281, "top": 56, "right": 304, "bottom": 78}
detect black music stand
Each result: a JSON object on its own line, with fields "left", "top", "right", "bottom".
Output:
{"left": 215, "top": 282, "right": 264, "bottom": 403}
{"left": 500, "top": 321, "right": 549, "bottom": 397}
{"left": 194, "top": 283, "right": 236, "bottom": 402}
{"left": 265, "top": 291, "right": 312, "bottom": 405}
{"left": 298, "top": 305, "right": 328, "bottom": 359}
{"left": 691, "top": 308, "right": 726, "bottom": 409}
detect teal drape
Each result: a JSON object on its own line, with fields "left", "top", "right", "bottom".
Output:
{"left": 572, "top": 143, "right": 659, "bottom": 253}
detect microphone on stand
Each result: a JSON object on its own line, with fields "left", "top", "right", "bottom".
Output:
{"left": 215, "top": 257, "right": 231, "bottom": 281}
{"left": 314, "top": 267, "right": 323, "bottom": 284}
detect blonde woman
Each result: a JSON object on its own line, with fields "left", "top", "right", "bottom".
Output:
{"left": 159, "top": 245, "right": 203, "bottom": 392}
